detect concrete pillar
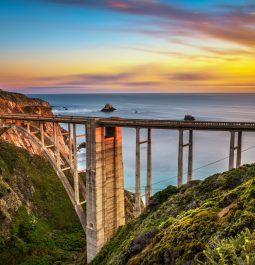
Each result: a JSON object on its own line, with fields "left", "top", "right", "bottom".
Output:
{"left": 85, "top": 119, "right": 98, "bottom": 263}
{"left": 146, "top": 128, "right": 152, "bottom": 206}
{"left": 68, "top": 123, "right": 73, "bottom": 170}
{"left": 86, "top": 120, "right": 125, "bottom": 263}
{"left": 53, "top": 122, "right": 60, "bottom": 168}
{"left": 135, "top": 128, "right": 141, "bottom": 217}
{"left": 114, "top": 127, "right": 125, "bottom": 231}
{"left": 40, "top": 123, "right": 44, "bottom": 147}
{"left": 178, "top": 129, "right": 183, "bottom": 187}
{"left": 187, "top": 130, "right": 193, "bottom": 182}
{"left": 72, "top": 123, "right": 79, "bottom": 205}
{"left": 236, "top": 131, "right": 242, "bottom": 167}
{"left": 229, "top": 131, "right": 235, "bottom": 170}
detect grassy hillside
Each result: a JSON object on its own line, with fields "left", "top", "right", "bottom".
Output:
{"left": 0, "top": 140, "right": 86, "bottom": 265}
{"left": 91, "top": 164, "right": 255, "bottom": 265}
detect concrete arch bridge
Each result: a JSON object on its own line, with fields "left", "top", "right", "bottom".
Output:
{"left": 1, "top": 114, "right": 255, "bottom": 262}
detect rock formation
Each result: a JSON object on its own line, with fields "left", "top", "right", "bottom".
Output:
{"left": 77, "top": 141, "right": 86, "bottom": 151}
{"left": 0, "top": 89, "right": 68, "bottom": 156}
{"left": 101, "top": 103, "right": 116, "bottom": 112}
{"left": 184, "top": 114, "right": 196, "bottom": 121}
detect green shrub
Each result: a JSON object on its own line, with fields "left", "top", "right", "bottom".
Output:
{"left": 199, "top": 228, "right": 255, "bottom": 265}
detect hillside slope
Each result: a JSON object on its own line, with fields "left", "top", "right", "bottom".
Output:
{"left": 0, "top": 139, "right": 142, "bottom": 265}
{"left": 0, "top": 140, "right": 86, "bottom": 265}
{"left": 91, "top": 165, "right": 255, "bottom": 265}
{"left": 0, "top": 90, "right": 142, "bottom": 264}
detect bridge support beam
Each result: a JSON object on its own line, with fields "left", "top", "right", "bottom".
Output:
{"left": 187, "top": 130, "right": 193, "bottom": 183}
{"left": 53, "top": 122, "right": 60, "bottom": 168}
{"left": 229, "top": 131, "right": 235, "bottom": 170}
{"left": 146, "top": 128, "right": 152, "bottom": 206}
{"left": 68, "top": 123, "right": 73, "bottom": 170}
{"left": 178, "top": 129, "right": 184, "bottom": 187}
{"left": 229, "top": 131, "right": 243, "bottom": 170}
{"left": 40, "top": 123, "right": 44, "bottom": 147}
{"left": 86, "top": 121, "right": 125, "bottom": 263}
{"left": 236, "top": 131, "right": 242, "bottom": 167}
{"left": 178, "top": 129, "right": 193, "bottom": 187}
{"left": 135, "top": 128, "right": 141, "bottom": 217}
{"left": 72, "top": 124, "right": 79, "bottom": 205}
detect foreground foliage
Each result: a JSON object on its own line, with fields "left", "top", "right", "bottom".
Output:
{"left": 200, "top": 228, "right": 255, "bottom": 265}
{"left": 0, "top": 141, "right": 86, "bottom": 265}
{"left": 91, "top": 164, "right": 255, "bottom": 265}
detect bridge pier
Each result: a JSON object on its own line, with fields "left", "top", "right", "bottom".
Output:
{"left": 178, "top": 129, "right": 184, "bottom": 187}
{"left": 146, "top": 128, "right": 152, "bottom": 206}
{"left": 229, "top": 131, "right": 235, "bottom": 170}
{"left": 229, "top": 131, "right": 242, "bottom": 170}
{"left": 178, "top": 129, "right": 193, "bottom": 187}
{"left": 135, "top": 128, "right": 153, "bottom": 210}
{"left": 86, "top": 120, "right": 125, "bottom": 263}
{"left": 53, "top": 122, "right": 61, "bottom": 168}
{"left": 237, "top": 131, "right": 242, "bottom": 167}
{"left": 72, "top": 124, "right": 80, "bottom": 205}
{"left": 68, "top": 123, "right": 73, "bottom": 170}
{"left": 135, "top": 128, "right": 141, "bottom": 216}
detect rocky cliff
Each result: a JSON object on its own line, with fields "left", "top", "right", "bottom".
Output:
{"left": 0, "top": 89, "right": 67, "bottom": 155}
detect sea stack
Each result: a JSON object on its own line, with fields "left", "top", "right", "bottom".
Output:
{"left": 101, "top": 103, "right": 116, "bottom": 112}
{"left": 184, "top": 114, "right": 196, "bottom": 121}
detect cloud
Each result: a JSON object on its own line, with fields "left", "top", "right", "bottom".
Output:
{"left": 41, "top": 0, "right": 255, "bottom": 48}
{"left": 32, "top": 67, "right": 159, "bottom": 88}
{"left": 169, "top": 72, "right": 214, "bottom": 81}
{"left": 42, "top": 0, "right": 206, "bottom": 21}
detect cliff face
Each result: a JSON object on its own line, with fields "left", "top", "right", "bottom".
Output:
{"left": 0, "top": 89, "right": 67, "bottom": 155}
{"left": 0, "top": 89, "right": 51, "bottom": 115}
{"left": 91, "top": 165, "right": 255, "bottom": 265}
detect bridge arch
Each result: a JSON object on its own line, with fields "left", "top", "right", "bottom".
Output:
{"left": 0, "top": 122, "right": 86, "bottom": 230}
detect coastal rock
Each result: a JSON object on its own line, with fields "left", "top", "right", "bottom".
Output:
{"left": 101, "top": 103, "right": 116, "bottom": 112}
{"left": 0, "top": 89, "right": 68, "bottom": 156}
{"left": 77, "top": 142, "right": 86, "bottom": 151}
{"left": 184, "top": 114, "right": 196, "bottom": 121}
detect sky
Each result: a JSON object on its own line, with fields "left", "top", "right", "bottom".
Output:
{"left": 0, "top": 0, "right": 255, "bottom": 93}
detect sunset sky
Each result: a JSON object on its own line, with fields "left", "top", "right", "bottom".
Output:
{"left": 1, "top": 0, "right": 255, "bottom": 93}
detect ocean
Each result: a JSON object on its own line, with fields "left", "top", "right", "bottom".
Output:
{"left": 32, "top": 93, "right": 255, "bottom": 195}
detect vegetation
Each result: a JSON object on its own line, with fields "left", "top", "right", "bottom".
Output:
{"left": 1, "top": 117, "right": 255, "bottom": 265}
{"left": 0, "top": 140, "right": 86, "bottom": 265}
{"left": 200, "top": 228, "right": 255, "bottom": 265}
{"left": 91, "top": 164, "right": 255, "bottom": 265}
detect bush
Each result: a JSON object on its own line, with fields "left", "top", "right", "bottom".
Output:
{"left": 199, "top": 228, "right": 255, "bottom": 265}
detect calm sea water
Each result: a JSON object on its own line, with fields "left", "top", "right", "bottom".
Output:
{"left": 31, "top": 93, "right": 255, "bottom": 195}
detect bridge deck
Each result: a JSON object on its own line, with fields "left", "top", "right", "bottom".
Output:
{"left": 1, "top": 114, "right": 255, "bottom": 131}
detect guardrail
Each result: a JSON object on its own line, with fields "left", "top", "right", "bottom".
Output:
{"left": 1, "top": 114, "right": 255, "bottom": 130}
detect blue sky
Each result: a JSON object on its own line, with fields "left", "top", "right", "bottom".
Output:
{"left": 0, "top": 0, "right": 255, "bottom": 93}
